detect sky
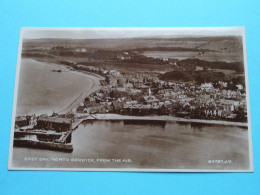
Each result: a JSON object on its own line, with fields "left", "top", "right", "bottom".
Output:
{"left": 21, "top": 27, "right": 245, "bottom": 39}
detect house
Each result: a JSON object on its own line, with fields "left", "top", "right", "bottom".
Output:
{"left": 117, "top": 77, "right": 127, "bottom": 86}
{"left": 76, "top": 48, "right": 87, "bottom": 52}
{"left": 133, "top": 81, "right": 143, "bottom": 88}
{"left": 201, "top": 83, "right": 214, "bottom": 91}
{"left": 76, "top": 106, "right": 87, "bottom": 114}
{"left": 105, "top": 75, "right": 117, "bottom": 86}
{"left": 109, "top": 70, "right": 121, "bottom": 76}
{"left": 125, "top": 100, "right": 138, "bottom": 105}
{"left": 124, "top": 83, "right": 133, "bottom": 88}
{"left": 178, "top": 94, "right": 187, "bottom": 99}
{"left": 236, "top": 84, "right": 244, "bottom": 90}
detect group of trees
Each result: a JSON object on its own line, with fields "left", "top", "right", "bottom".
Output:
{"left": 159, "top": 70, "right": 226, "bottom": 84}
{"left": 159, "top": 69, "right": 245, "bottom": 89}
{"left": 114, "top": 53, "right": 177, "bottom": 65}
{"left": 177, "top": 59, "right": 244, "bottom": 73}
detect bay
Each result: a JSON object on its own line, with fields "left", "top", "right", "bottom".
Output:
{"left": 16, "top": 58, "right": 100, "bottom": 116}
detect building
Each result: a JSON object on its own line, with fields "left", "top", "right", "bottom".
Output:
{"left": 133, "top": 81, "right": 143, "bottom": 88}
{"left": 106, "top": 75, "right": 117, "bottom": 86}
{"left": 201, "top": 83, "right": 214, "bottom": 91}
{"left": 15, "top": 115, "right": 37, "bottom": 128}
{"left": 36, "top": 116, "right": 72, "bottom": 132}
{"left": 15, "top": 116, "right": 29, "bottom": 127}
{"left": 76, "top": 48, "right": 87, "bottom": 52}
{"left": 117, "top": 77, "right": 127, "bottom": 86}
{"left": 76, "top": 106, "right": 87, "bottom": 114}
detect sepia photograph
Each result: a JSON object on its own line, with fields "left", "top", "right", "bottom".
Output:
{"left": 8, "top": 27, "right": 253, "bottom": 172}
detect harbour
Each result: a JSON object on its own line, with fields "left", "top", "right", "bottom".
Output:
{"left": 12, "top": 120, "right": 249, "bottom": 169}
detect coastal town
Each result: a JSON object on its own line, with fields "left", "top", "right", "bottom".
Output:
{"left": 13, "top": 35, "right": 248, "bottom": 153}
{"left": 73, "top": 59, "right": 247, "bottom": 122}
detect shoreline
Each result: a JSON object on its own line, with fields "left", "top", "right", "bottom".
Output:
{"left": 20, "top": 58, "right": 248, "bottom": 128}
{"left": 27, "top": 58, "right": 103, "bottom": 81}
{"left": 88, "top": 113, "right": 248, "bottom": 127}
{"left": 57, "top": 66, "right": 102, "bottom": 114}
{"left": 24, "top": 58, "right": 102, "bottom": 115}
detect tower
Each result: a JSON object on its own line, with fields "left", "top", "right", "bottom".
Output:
{"left": 148, "top": 87, "right": 152, "bottom": 96}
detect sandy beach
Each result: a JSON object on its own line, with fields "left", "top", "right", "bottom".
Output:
{"left": 57, "top": 70, "right": 102, "bottom": 114}
{"left": 40, "top": 60, "right": 103, "bottom": 114}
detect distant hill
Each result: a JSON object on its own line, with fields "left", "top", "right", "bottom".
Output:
{"left": 22, "top": 36, "right": 243, "bottom": 51}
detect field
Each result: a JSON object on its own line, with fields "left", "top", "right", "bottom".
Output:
{"left": 142, "top": 50, "right": 243, "bottom": 63}
{"left": 142, "top": 51, "right": 199, "bottom": 60}
{"left": 195, "top": 51, "right": 243, "bottom": 62}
